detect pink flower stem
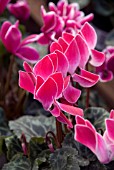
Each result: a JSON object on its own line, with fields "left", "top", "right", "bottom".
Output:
{"left": 4, "top": 55, "right": 15, "bottom": 95}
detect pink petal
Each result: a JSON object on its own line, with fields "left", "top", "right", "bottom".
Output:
{"left": 0, "top": 21, "right": 11, "bottom": 42}
{"left": 50, "top": 104, "right": 60, "bottom": 117}
{"left": 76, "top": 115, "right": 85, "bottom": 125}
{"left": 33, "top": 55, "right": 54, "bottom": 79}
{"left": 80, "top": 22, "right": 97, "bottom": 49}
{"left": 35, "top": 75, "right": 44, "bottom": 93}
{"left": 50, "top": 72, "right": 64, "bottom": 98}
{"left": 41, "top": 6, "right": 56, "bottom": 33}
{"left": 23, "top": 61, "right": 33, "bottom": 72}
{"left": 80, "top": 13, "right": 94, "bottom": 25}
{"left": 109, "top": 110, "right": 114, "bottom": 119}
{"left": 75, "top": 125, "right": 96, "bottom": 153}
{"left": 63, "top": 84, "right": 81, "bottom": 103}
{"left": 35, "top": 77, "right": 58, "bottom": 110}
{"left": 75, "top": 34, "right": 89, "bottom": 69}
{"left": 107, "top": 55, "right": 114, "bottom": 74}
{"left": 3, "top": 24, "right": 21, "bottom": 53}
{"left": 19, "top": 71, "right": 35, "bottom": 94}
{"left": 49, "top": 2, "right": 57, "bottom": 13}
{"left": 63, "top": 76, "right": 70, "bottom": 90}
{"left": 90, "top": 49, "right": 105, "bottom": 67}
{"left": 48, "top": 53, "right": 58, "bottom": 72}
{"left": 21, "top": 34, "right": 39, "bottom": 46}
{"left": 65, "top": 38, "right": 80, "bottom": 74}
{"left": 105, "top": 119, "right": 114, "bottom": 142}
{"left": 55, "top": 50, "right": 69, "bottom": 76}
{"left": 16, "top": 46, "right": 39, "bottom": 63}
{"left": 98, "top": 70, "right": 113, "bottom": 82}
{"left": 50, "top": 42, "right": 63, "bottom": 53}
{"left": 57, "top": 111, "right": 73, "bottom": 128}
{"left": 57, "top": 102, "right": 84, "bottom": 116}
{"left": 58, "top": 37, "right": 68, "bottom": 52}
{"left": 37, "top": 33, "right": 50, "bottom": 45}
{"left": 62, "top": 32, "right": 74, "bottom": 44}
{"left": 96, "top": 133, "right": 109, "bottom": 164}
{"left": 72, "top": 69, "right": 99, "bottom": 87}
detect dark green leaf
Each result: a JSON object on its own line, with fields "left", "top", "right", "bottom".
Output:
{"left": 2, "top": 154, "right": 31, "bottom": 170}
{"left": 84, "top": 107, "right": 109, "bottom": 130}
{"left": 6, "top": 136, "right": 23, "bottom": 160}
{"left": 9, "top": 115, "right": 55, "bottom": 142}
{"left": 28, "top": 137, "right": 48, "bottom": 165}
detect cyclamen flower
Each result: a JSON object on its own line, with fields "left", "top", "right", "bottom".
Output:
{"left": 50, "top": 22, "right": 105, "bottom": 87}
{"left": 75, "top": 110, "right": 114, "bottom": 164}
{"left": 96, "top": 46, "right": 114, "bottom": 82}
{"left": 37, "top": 0, "right": 94, "bottom": 45}
{"left": 0, "top": 0, "right": 10, "bottom": 15}
{"left": 7, "top": 0, "right": 30, "bottom": 21}
{"left": 19, "top": 54, "right": 83, "bottom": 128}
{"left": 0, "top": 21, "right": 39, "bottom": 63}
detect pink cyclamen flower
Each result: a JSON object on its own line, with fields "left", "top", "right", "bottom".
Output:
{"left": 19, "top": 53, "right": 84, "bottom": 128}
{"left": 96, "top": 46, "right": 114, "bottom": 82}
{"left": 50, "top": 22, "right": 105, "bottom": 88}
{"left": 0, "top": 0, "right": 10, "bottom": 15}
{"left": 0, "top": 20, "right": 39, "bottom": 63}
{"left": 7, "top": 0, "right": 30, "bottom": 21}
{"left": 37, "top": 0, "right": 94, "bottom": 45}
{"left": 75, "top": 110, "right": 114, "bottom": 164}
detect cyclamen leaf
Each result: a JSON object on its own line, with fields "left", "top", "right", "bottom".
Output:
{"left": 9, "top": 115, "right": 55, "bottom": 142}
{"left": 2, "top": 154, "right": 31, "bottom": 170}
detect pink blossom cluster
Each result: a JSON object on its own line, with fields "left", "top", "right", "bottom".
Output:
{"left": 75, "top": 110, "right": 114, "bottom": 164}
{"left": 37, "top": 0, "right": 94, "bottom": 45}
{"left": 19, "top": 22, "right": 105, "bottom": 129}
{"left": 96, "top": 46, "right": 114, "bottom": 82}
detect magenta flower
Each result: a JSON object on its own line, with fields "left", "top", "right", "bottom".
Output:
{"left": 96, "top": 46, "right": 114, "bottom": 82}
{"left": 0, "top": 20, "right": 39, "bottom": 63}
{"left": 75, "top": 110, "right": 114, "bottom": 164}
{"left": 0, "top": 0, "right": 10, "bottom": 15}
{"left": 49, "top": 22, "right": 105, "bottom": 87}
{"left": 7, "top": 0, "right": 30, "bottom": 21}
{"left": 37, "top": 0, "right": 94, "bottom": 45}
{"left": 19, "top": 54, "right": 83, "bottom": 128}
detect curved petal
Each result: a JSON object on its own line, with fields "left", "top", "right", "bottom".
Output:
{"left": 98, "top": 70, "right": 113, "bottom": 82}
{"left": 33, "top": 55, "right": 54, "bottom": 79}
{"left": 105, "top": 119, "right": 114, "bottom": 142}
{"left": 16, "top": 46, "right": 39, "bottom": 63}
{"left": 23, "top": 61, "right": 33, "bottom": 72}
{"left": 50, "top": 41, "right": 63, "bottom": 53}
{"left": 75, "top": 34, "right": 89, "bottom": 69}
{"left": 65, "top": 38, "right": 80, "bottom": 74}
{"left": 107, "top": 55, "right": 114, "bottom": 74}
{"left": 62, "top": 32, "right": 74, "bottom": 44}
{"left": 35, "top": 77, "right": 58, "bottom": 110}
{"left": 63, "top": 84, "right": 81, "bottom": 103}
{"left": 80, "top": 22, "right": 97, "bottom": 49}
{"left": 50, "top": 104, "right": 60, "bottom": 117}
{"left": 21, "top": 34, "right": 39, "bottom": 46}
{"left": 37, "top": 33, "right": 50, "bottom": 45}
{"left": 0, "top": 21, "right": 11, "bottom": 42}
{"left": 58, "top": 37, "right": 68, "bottom": 52}
{"left": 57, "top": 102, "right": 84, "bottom": 116}
{"left": 50, "top": 72, "right": 64, "bottom": 98}
{"left": 75, "top": 125, "right": 96, "bottom": 153}
{"left": 90, "top": 49, "right": 105, "bottom": 67}
{"left": 48, "top": 53, "right": 58, "bottom": 72}
{"left": 72, "top": 69, "right": 99, "bottom": 87}
{"left": 3, "top": 24, "right": 21, "bottom": 53}
{"left": 55, "top": 50, "right": 69, "bottom": 76}
{"left": 57, "top": 111, "right": 73, "bottom": 128}
{"left": 19, "top": 71, "right": 35, "bottom": 94}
